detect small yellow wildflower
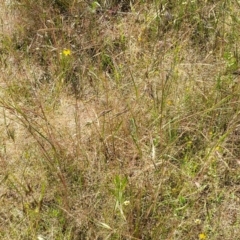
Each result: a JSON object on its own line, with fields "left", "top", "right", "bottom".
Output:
{"left": 123, "top": 200, "right": 130, "bottom": 206}
{"left": 199, "top": 233, "right": 207, "bottom": 240}
{"left": 62, "top": 49, "right": 71, "bottom": 56}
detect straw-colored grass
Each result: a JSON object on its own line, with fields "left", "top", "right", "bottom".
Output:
{"left": 1, "top": 0, "right": 240, "bottom": 239}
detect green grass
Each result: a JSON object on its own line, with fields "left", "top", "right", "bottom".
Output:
{"left": 1, "top": 0, "right": 240, "bottom": 239}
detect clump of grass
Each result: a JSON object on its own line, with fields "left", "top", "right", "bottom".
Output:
{"left": 1, "top": 0, "right": 240, "bottom": 239}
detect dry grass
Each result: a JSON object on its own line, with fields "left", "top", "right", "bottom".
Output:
{"left": 1, "top": 0, "right": 240, "bottom": 239}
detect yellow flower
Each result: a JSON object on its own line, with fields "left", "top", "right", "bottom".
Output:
{"left": 123, "top": 200, "right": 130, "bottom": 206}
{"left": 62, "top": 49, "right": 71, "bottom": 56}
{"left": 199, "top": 233, "right": 207, "bottom": 239}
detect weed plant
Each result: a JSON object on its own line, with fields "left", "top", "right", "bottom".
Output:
{"left": 1, "top": 0, "right": 240, "bottom": 239}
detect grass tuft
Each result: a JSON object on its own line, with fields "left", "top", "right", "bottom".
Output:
{"left": 1, "top": 0, "right": 240, "bottom": 239}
